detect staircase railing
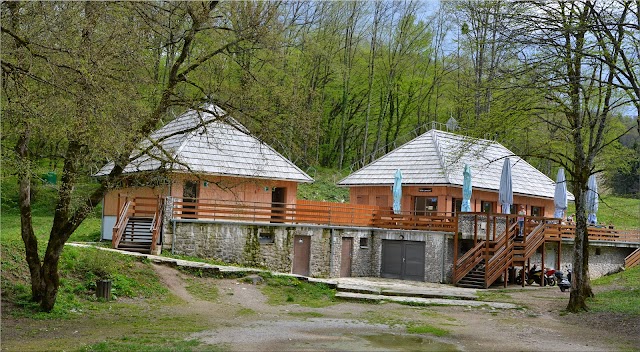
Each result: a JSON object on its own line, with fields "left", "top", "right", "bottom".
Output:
{"left": 150, "top": 198, "right": 163, "bottom": 254}
{"left": 453, "top": 239, "right": 486, "bottom": 284}
{"left": 516, "top": 221, "right": 546, "bottom": 262}
{"left": 485, "top": 221, "right": 518, "bottom": 287}
{"left": 625, "top": 247, "right": 640, "bottom": 268}
{"left": 112, "top": 200, "right": 133, "bottom": 248}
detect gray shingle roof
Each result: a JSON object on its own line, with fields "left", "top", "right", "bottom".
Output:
{"left": 339, "top": 129, "right": 574, "bottom": 200}
{"left": 97, "top": 105, "right": 313, "bottom": 183}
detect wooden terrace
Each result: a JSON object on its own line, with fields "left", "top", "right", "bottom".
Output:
{"left": 112, "top": 197, "right": 640, "bottom": 282}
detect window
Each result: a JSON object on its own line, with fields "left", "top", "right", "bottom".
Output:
{"left": 359, "top": 237, "right": 369, "bottom": 248}
{"left": 510, "top": 204, "right": 520, "bottom": 215}
{"left": 531, "top": 206, "right": 544, "bottom": 217}
{"left": 452, "top": 198, "right": 462, "bottom": 214}
{"left": 356, "top": 195, "right": 369, "bottom": 205}
{"left": 259, "top": 232, "right": 275, "bottom": 244}
{"left": 415, "top": 197, "right": 438, "bottom": 215}
{"left": 481, "top": 201, "right": 495, "bottom": 214}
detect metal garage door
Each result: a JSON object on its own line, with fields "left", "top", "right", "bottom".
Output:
{"left": 381, "top": 240, "right": 425, "bottom": 281}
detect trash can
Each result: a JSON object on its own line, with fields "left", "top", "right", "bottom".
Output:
{"left": 96, "top": 279, "right": 112, "bottom": 300}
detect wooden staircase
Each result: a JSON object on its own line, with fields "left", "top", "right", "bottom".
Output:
{"left": 112, "top": 197, "right": 162, "bottom": 255}
{"left": 454, "top": 214, "right": 548, "bottom": 289}
{"left": 117, "top": 217, "right": 154, "bottom": 253}
{"left": 456, "top": 260, "right": 487, "bottom": 288}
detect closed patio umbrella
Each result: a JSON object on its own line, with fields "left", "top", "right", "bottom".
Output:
{"left": 554, "top": 168, "right": 568, "bottom": 219}
{"left": 393, "top": 169, "right": 402, "bottom": 214}
{"left": 499, "top": 158, "right": 513, "bottom": 214}
{"left": 461, "top": 164, "right": 472, "bottom": 212}
{"left": 586, "top": 174, "right": 599, "bottom": 225}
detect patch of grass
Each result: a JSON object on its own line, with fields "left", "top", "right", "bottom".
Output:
{"left": 588, "top": 266, "right": 640, "bottom": 315}
{"left": 476, "top": 291, "right": 513, "bottom": 302}
{"left": 566, "top": 195, "right": 640, "bottom": 230}
{"left": 288, "top": 311, "right": 324, "bottom": 318}
{"left": 259, "top": 273, "right": 336, "bottom": 308}
{"left": 236, "top": 307, "right": 256, "bottom": 316}
{"left": 406, "top": 324, "right": 450, "bottom": 337}
{"left": 184, "top": 277, "right": 219, "bottom": 302}
{"left": 80, "top": 338, "right": 206, "bottom": 352}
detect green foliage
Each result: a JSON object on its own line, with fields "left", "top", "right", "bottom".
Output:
{"left": 589, "top": 266, "right": 640, "bottom": 315}
{"left": 259, "top": 273, "right": 336, "bottom": 308}
{"left": 1, "top": 213, "right": 168, "bottom": 318}
{"left": 297, "top": 167, "right": 350, "bottom": 202}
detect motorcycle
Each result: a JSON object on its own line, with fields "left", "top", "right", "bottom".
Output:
{"left": 515, "top": 264, "right": 544, "bottom": 286}
{"left": 544, "top": 267, "right": 557, "bottom": 286}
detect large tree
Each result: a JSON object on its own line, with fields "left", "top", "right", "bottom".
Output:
{"left": 503, "top": 0, "right": 637, "bottom": 311}
{"left": 1, "top": 1, "right": 279, "bottom": 312}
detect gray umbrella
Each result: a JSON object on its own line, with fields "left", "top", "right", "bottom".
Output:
{"left": 586, "top": 174, "right": 599, "bottom": 225}
{"left": 553, "top": 168, "right": 568, "bottom": 219}
{"left": 498, "top": 158, "right": 513, "bottom": 214}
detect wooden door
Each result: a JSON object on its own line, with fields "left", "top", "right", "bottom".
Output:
{"left": 182, "top": 181, "right": 199, "bottom": 216}
{"left": 340, "top": 237, "right": 353, "bottom": 277}
{"left": 271, "top": 187, "right": 286, "bottom": 223}
{"left": 292, "top": 235, "right": 310, "bottom": 276}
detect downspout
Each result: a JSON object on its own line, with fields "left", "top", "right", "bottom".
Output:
{"left": 172, "top": 219, "right": 176, "bottom": 255}
{"left": 441, "top": 233, "right": 447, "bottom": 283}
{"left": 329, "top": 228, "right": 335, "bottom": 277}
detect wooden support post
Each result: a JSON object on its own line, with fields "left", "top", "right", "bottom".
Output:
{"left": 557, "top": 241, "right": 562, "bottom": 271}
{"left": 541, "top": 242, "right": 546, "bottom": 286}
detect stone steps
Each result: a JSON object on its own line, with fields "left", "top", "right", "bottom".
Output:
{"left": 335, "top": 291, "right": 518, "bottom": 309}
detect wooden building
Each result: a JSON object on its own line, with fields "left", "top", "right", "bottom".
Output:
{"left": 339, "top": 129, "right": 574, "bottom": 217}
{"left": 97, "top": 105, "right": 313, "bottom": 242}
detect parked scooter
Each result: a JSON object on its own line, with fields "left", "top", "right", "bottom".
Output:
{"left": 556, "top": 269, "right": 572, "bottom": 292}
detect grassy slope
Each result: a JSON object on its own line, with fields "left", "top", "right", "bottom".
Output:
{"left": 566, "top": 195, "right": 640, "bottom": 230}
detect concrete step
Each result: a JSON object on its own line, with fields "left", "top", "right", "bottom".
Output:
{"left": 336, "top": 283, "right": 478, "bottom": 301}
{"left": 335, "top": 292, "right": 517, "bottom": 309}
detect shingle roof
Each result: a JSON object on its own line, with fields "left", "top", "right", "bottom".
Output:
{"left": 339, "top": 129, "right": 574, "bottom": 200}
{"left": 97, "top": 105, "right": 313, "bottom": 183}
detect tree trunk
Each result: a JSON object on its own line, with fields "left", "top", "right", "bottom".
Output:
{"left": 16, "top": 130, "right": 45, "bottom": 302}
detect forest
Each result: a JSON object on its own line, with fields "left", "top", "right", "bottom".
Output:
{"left": 1, "top": 1, "right": 638, "bottom": 312}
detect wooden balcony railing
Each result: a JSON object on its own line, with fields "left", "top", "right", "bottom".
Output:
{"left": 625, "top": 248, "right": 640, "bottom": 268}
{"left": 112, "top": 196, "right": 162, "bottom": 249}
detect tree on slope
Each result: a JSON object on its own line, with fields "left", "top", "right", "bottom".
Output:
{"left": 1, "top": 1, "right": 279, "bottom": 312}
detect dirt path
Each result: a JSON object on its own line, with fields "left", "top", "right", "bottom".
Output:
{"left": 151, "top": 265, "right": 638, "bottom": 351}
{"left": 2, "top": 265, "right": 637, "bottom": 351}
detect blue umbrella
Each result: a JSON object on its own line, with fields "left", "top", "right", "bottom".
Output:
{"left": 461, "top": 164, "right": 472, "bottom": 212}
{"left": 393, "top": 169, "right": 402, "bottom": 214}
{"left": 499, "top": 158, "right": 513, "bottom": 214}
{"left": 586, "top": 174, "right": 598, "bottom": 225}
{"left": 553, "top": 168, "right": 568, "bottom": 219}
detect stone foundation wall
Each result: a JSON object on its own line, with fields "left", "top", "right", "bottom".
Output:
{"left": 528, "top": 242, "right": 635, "bottom": 279}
